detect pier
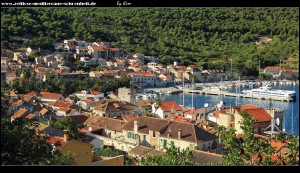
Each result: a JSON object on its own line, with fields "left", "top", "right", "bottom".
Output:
{"left": 187, "top": 89, "right": 294, "bottom": 102}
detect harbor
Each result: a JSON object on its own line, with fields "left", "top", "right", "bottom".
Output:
{"left": 142, "top": 80, "right": 298, "bottom": 102}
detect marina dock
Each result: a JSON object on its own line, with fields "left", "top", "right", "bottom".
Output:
{"left": 186, "top": 89, "right": 294, "bottom": 102}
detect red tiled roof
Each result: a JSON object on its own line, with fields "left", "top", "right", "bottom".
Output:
{"left": 6, "top": 72, "right": 17, "bottom": 77}
{"left": 40, "top": 92, "right": 62, "bottom": 100}
{"left": 237, "top": 104, "right": 272, "bottom": 122}
{"left": 185, "top": 108, "right": 205, "bottom": 115}
{"left": 39, "top": 108, "right": 48, "bottom": 115}
{"left": 84, "top": 116, "right": 125, "bottom": 132}
{"left": 25, "top": 114, "right": 36, "bottom": 119}
{"left": 132, "top": 71, "right": 156, "bottom": 77}
{"left": 121, "top": 114, "right": 139, "bottom": 122}
{"left": 58, "top": 107, "right": 71, "bottom": 112}
{"left": 281, "top": 69, "right": 294, "bottom": 73}
{"left": 76, "top": 90, "right": 103, "bottom": 95}
{"left": 91, "top": 46, "right": 106, "bottom": 51}
{"left": 52, "top": 100, "right": 72, "bottom": 108}
{"left": 166, "top": 115, "right": 192, "bottom": 123}
{"left": 80, "top": 126, "right": 103, "bottom": 133}
{"left": 11, "top": 108, "right": 28, "bottom": 120}
{"left": 160, "top": 101, "right": 182, "bottom": 111}
{"left": 213, "top": 109, "right": 230, "bottom": 118}
{"left": 1, "top": 57, "right": 9, "bottom": 60}
{"left": 47, "top": 136, "right": 68, "bottom": 150}
{"left": 271, "top": 140, "right": 286, "bottom": 152}
{"left": 67, "top": 115, "right": 89, "bottom": 125}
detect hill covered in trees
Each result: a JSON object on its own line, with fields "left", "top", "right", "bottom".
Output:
{"left": 1, "top": 8, "right": 299, "bottom": 71}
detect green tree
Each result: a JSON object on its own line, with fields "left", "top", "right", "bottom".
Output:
{"left": 141, "top": 107, "right": 152, "bottom": 117}
{"left": 52, "top": 117, "right": 86, "bottom": 142}
{"left": 140, "top": 144, "right": 197, "bottom": 166}
{"left": 1, "top": 117, "right": 75, "bottom": 165}
{"left": 220, "top": 111, "right": 277, "bottom": 165}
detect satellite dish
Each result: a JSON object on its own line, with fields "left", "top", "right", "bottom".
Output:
{"left": 204, "top": 103, "right": 209, "bottom": 107}
{"left": 276, "top": 118, "right": 280, "bottom": 126}
{"left": 114, "top": 116, "right": 117, "bottom": 119}
{"left": 88, "top": 126, "right": 92, "bottom": 132}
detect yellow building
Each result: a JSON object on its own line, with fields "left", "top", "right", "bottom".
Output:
{"left": 218, "top": 104, "right": 273, "bottom": 134}
{"left": 51, "top": 130, "right": 124, "bottom": 166}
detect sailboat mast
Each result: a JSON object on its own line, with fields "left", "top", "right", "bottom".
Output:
{"left": 192, "top": 77, "right": 194, "bottom": 110}
{"left": 183, "top": 76, "right": 185, "bottom": 107}
{"left": 292, "top": 102, "right": 293, "bottom": 134}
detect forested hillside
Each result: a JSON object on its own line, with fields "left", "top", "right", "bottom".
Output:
{"left": 1, "top": 8, "right": 299, "bottom": 70}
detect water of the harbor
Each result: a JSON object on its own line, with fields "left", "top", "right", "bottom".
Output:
{"left": 158, "top": 83, "right": 299, "bottom": 136}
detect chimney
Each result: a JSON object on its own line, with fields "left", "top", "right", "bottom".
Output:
{"left": 178, "top": 129, "right": 181, "bottom": 140}
{"left": 63, "top": 130, "right": 69, "bottom": 142}
{"left": 134, "top": 120, "right": 139, "bottom": 133}
{"left": 230, "top": 104, "right": 233, "bottom": 114}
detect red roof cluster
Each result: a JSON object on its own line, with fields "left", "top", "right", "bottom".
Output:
{"left": 160, "top": 101, "right": 182, "bottom": 111}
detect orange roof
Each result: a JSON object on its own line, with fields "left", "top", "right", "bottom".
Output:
{"left": 129, "top": 64, "right": 140, "bottom": 68}
{"left": 166, "top": 114, "right": 192, "bottom": 123}
{"left": 47, "top": 136, "right": 68, "bottom": 150}
{"left": 122, "top": 114, "right": 139, "bottom": 122}
{"left": 11, "top": 108, "right": 28, "bottom": 120}
{"left": 80, "top": 126, "right": 103, "bottom": 133}
{"left": 40, "top": 92, "right": 62, "bottom": 100}
{"left": 185, "top": 108, "right": 205, "bottom": 115}
{"left": 76, "top": 90, "right": 103, "bottom": 95}
{"left": 52, "top": 100, "right": 72, "bottom": 108}
{"left": 1, "top": 57, "right": 9, "bottom": 60}
{"left": 6, "top": 72, "right": 17, "bottom": 77}
{"left": 237, "top": 104, "right": 271, "bottom": 122}
{"left": 214, "top": 109, "right": 231, "bottom": 118}
{"left": 58, "top": 107, "right": 71, "bottom": 112}
{"left": 91, "top": 46, "right": 106, "bottom": 51}
{"left": 25, "top": 114, "right": 36, "bottom": 119}
{"left": 132, "top": 71, "right": 156, "bottom": 77}
{"left": 164, "top": 74, "right": 172, "bottom": 78}
{"left": 160, "top": 101, "right": 182, "bottom": 111}
{"left": 281, "top": 69, "right": 294, "bottom": 73}
{"left": 39, "top": 108, "right": 48, "bottom": 115}
{"left": 271, "top": 140, "right": 286, "bottom": 152}
{"left": 81, "top": 99, "right": 93, "bottom": 103}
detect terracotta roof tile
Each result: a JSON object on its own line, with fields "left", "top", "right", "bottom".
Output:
{"left": 40, "top": 92, "right": 63, "bottom": 100}
{"left": 25, "top": 114, "right": 36, "bottom": 119}
{"left": 39, "top": 108, "right": 48, "bottom": 115}
{"left": 84, "top": 116, "right": 125, "bottom": 132}
{"left": 123, "top": 116, "right": 217, "bottom": 143}
{"left": 11, "top": 108, "right": 28, "bottom": 120}
{"left": 166, "top": 115, "right": 192, "bottom": 123}
{"left": 91, "top": 46, "right": 106, "bottom": 51}
{"left": 185, "top": 108, "right": 205, "bottom": 115}
{"left": 47, "top": 136, "right": 68, "bottom": 150}
{"left": 236, "top": 104, "right": 272, "bottom": 122}
{"left": 121, "top": 114, "right": 139, "bottom": 122}
{"left": 160, "top": 101, "right": 182, "bottom": 111}
{"left": 52, "top": 100, "right": 72, "bottom": 108}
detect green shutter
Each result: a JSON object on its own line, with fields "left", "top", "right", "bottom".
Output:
{"left": 127, "top": 132, "right": 131, "bottom": 138}
{"left": 132, "top": 133, "right": 135, "bottom": 139}
{"left": 163, "top": 139, "right": 167, "bottom": 147}
{"left": 170, "top": 141, "right": 174, "bottom": 146}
